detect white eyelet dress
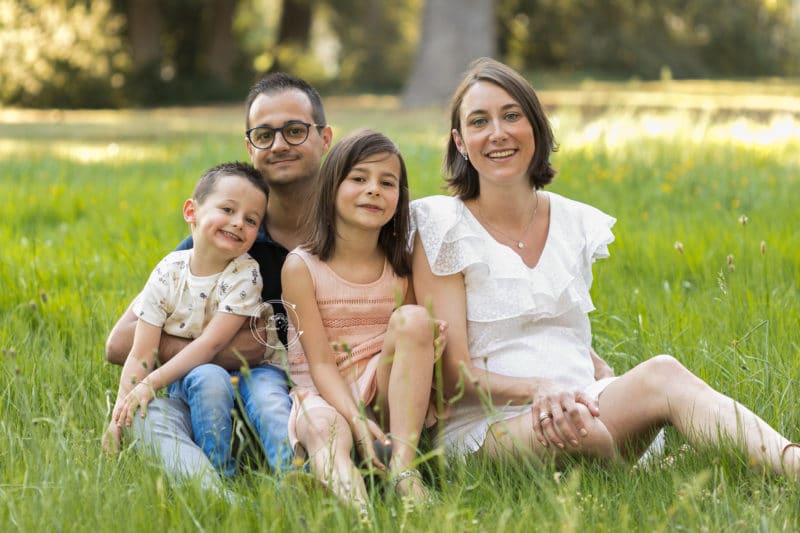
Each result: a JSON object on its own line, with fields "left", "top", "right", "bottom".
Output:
{"left": 411, "top": 192, "right": 663, "bottom": 458}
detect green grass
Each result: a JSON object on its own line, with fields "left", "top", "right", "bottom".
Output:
{"left": 1, "top": 88, "right": 799, "bottom": 531}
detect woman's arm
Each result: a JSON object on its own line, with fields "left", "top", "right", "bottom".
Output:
{"left": 281, "top": 255, "right": 388, "bottom": 469}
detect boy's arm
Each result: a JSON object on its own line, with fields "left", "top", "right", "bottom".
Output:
{"left": 142, "top": 312, "right": 248, "bottom": 390}
{"left": 105, "top": 295, "right": 264, "bottom": 369}
{"left": 104, "top": 318, "right": 162, "bottom": 454}
{"left": 113, "top": 313, "right": 247, "bottom": 428}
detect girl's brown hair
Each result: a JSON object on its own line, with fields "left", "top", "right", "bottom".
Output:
{"left": 303, "top": 129, "right": 411, "bottom": 277}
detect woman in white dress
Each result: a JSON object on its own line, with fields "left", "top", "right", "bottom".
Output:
{"left": 410, "top": 57, "right": 799, "bottom": 473}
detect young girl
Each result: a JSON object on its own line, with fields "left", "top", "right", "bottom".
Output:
{"left": 103, "top": 162, "right": 277, "bottom": 474}
{"left": 281, "top": 129, "right": 444, "bottom": 509}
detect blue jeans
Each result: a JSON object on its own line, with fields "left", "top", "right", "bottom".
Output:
{"left": 167, "top": 363, "right": 293, "bottom": 477}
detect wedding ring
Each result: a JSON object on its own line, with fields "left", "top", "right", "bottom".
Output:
{"left": 538, "top": 412, "right": 553, "bottom": 423}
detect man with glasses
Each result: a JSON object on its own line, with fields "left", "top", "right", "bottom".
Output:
{"left": 105, "top": 73, "right": 332, "bottom": 496}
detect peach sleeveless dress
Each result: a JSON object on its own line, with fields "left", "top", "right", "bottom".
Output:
{"left": 284, "top": 247, "right": 407, "bottom": 455}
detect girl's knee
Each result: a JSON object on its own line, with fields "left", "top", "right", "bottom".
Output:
{"left": 388, "top": 305, "right": 434, "bottom": 345}
{"left": 298, "top": 410, "right": 352, "bottom": 449}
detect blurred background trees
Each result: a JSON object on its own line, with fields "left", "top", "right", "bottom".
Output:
{"left": 1, "top": 0, "right": 798, "bottom": 108}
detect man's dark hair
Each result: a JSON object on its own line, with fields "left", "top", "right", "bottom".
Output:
{"left": 244, "top": 72, "right": 327, "bottom": 129}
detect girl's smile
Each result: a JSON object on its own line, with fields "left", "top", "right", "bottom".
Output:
{"left": 335, "top": 152, "right": 401, "bottom": 231}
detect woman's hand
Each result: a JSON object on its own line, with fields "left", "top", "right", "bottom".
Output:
{"left": 350, "top": 415, "right": 390, "bottom": 473}
{"left": 112, "top": 381, "right": 156, "bottom": 428}
{"left": 591, "top": 348, "right": 615, "bottom": 380}
{"left": 530, "top": 384, "right": 600, "bottom": 450}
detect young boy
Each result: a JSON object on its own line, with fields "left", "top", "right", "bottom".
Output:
{"left": 103, "top": 161, "right": 279, "bottom": 475}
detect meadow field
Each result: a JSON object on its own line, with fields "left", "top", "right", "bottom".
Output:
{"left": 1, "top": 82, "right": 799, "bottom": 531}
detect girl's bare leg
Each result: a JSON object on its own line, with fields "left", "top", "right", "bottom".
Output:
{"left": 375, "top": 305, "right": 436, "bottom": 498}
{"left": 296, "top": 408, "right": 368, "bottom": 505}
{"left": 597, "top": 355, "right": 798, "bottom": 476}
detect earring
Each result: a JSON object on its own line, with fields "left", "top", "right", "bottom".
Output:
{"left": 462, "top": 152, "right": 468, "bottom": 161}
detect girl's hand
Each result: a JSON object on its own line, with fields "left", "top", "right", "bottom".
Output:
{"left": 351, "top": 415, "right": 390, "bottom": 473}
{"left": 113, "top": 381, "right": 156, "bottom": 428}
{"left": 433, "top": 319, "right": 448, "bottom": 357}
{"left": 590, "top": 348, "right": 615, "bottom": 380}
{"left": 102, "top": 421, "right": 122, "bottom": 456}
{"left": 530, "top": 384, "right": 599, "bottom": 450}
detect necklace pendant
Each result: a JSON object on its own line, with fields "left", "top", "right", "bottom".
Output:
{"left": 517, "top": 241, "right": 524, "bottom": 249}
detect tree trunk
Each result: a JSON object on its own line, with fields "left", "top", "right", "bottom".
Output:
{"left": 271, "top": 0, "right": 314, "bottom": 72}
{"left": 402, "top": 0, "right": 496, "bottom": 109}
{"left": 125, "top": 0, "right": 163, "bottom": 68}
{"left": 202, "top": 0, "right": 238, "bottom": 83}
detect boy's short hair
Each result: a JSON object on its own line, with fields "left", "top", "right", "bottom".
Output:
{"left": 193, "top": 161, "right": 268, "bottom": 203}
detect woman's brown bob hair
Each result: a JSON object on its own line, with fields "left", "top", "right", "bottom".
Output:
{"left": 303, "top": 129, "right": 411, "bottom": 277}
{"left": 446, "top": 57, "right": 556, "bottom": 199}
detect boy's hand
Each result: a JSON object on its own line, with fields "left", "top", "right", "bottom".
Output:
{"left": 102, "top": 421, "right": 122, "bottom": 456}
{"left": 113, "top": 381, "right": 156, "bottom": 428}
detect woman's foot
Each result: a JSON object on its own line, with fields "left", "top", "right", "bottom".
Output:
{"left": 781, "top": 442, "right": 800, "bottom": 478}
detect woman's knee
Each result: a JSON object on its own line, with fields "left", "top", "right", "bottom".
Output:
{"left": 577, "top": 410, "right": 618, "bottom": 460}
{"left": 637, "top": 355, "right": 701, "bottom": 391}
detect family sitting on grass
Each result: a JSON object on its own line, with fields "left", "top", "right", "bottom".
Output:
{"left": 103, "top": 60, "right": 799, "bottom": 512}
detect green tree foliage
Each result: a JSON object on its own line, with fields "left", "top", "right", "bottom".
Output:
{"left": 326, "top": 0, "right": 421, "bottom": 92}
{"left": 123, "top": 0, "right": 251, "bottom": 106}
{"left": 2, "top": 0, "right": 798, "bottom": 108}
{"left": 497, "top": 0, "right": 799, "bottom": 79}
{"left": 0, "top": 0, "right": 128, "bottom": 107}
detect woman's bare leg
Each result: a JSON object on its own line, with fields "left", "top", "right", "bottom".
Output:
{"left": 483, "top": 404, "right": 621, "bottom": 462}
{"left": 598, "top": 355, "right": 798, "bottom": 475}
{"left": 374, "top": 305, "right": 436, "bottom": 497}
{"left": 296, "top": 407, "right": 368, "bottom": 504}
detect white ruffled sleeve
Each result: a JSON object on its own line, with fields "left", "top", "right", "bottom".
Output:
{"left": 410, "top": 195, "right": 482, "bottom": 276}
{"left": 410, "top": 193, "right": 616, "bottom": 323}
{"left": 555, "top": 194, "right": 616, "bottom": 289}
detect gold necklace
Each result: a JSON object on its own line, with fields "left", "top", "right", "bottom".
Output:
{"left": 477, "top": 191, "right": 539, "bottom": 249}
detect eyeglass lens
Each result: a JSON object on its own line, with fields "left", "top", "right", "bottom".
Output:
{"left": 249, "top": 123, "right": 310, "bottom": 149}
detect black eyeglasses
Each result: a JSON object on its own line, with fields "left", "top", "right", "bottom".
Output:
{"left": 245, "top": 121, "right": 325, "bottom": 150}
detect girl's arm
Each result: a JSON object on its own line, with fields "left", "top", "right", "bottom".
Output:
{"left": 411, "top": 234, "right": 598, "bottom": 446}
{"left": 112, "top": 312, "right": 246, "bottom": 428}
{"left": 282, "top": 254, "right": 388, "bottom": 470}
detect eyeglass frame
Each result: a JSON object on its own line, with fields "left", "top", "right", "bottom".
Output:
{"left": 245, "top": 120, "right": 326, "bottom": 150}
